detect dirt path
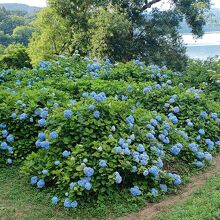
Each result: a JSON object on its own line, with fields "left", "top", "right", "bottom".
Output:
{"left": 118, "top": 155, "right": 220, "bottom": 220}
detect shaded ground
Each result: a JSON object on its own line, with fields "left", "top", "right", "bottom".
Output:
{"left": 119, "top": 155, "right": 220, "bottom": 220}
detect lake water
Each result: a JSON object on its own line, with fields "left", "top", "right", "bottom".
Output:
{"left": 182, "top": 32, "right": 220, "bottom": 59}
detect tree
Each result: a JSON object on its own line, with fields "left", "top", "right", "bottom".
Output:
{"left": 12, "top": 25, "right": 35, "bottom": 46}
{"left": 28, "top": 7, "right": 71, "bottom": 65}
{"left": 0, "top": 43, "right": 32, "bottom": 69}
{"left": 88, "top": 4, "right": 132, "bottom": 61}
{"left": 47, "top": 0, "right": 211, "bottom": 70}
{"left": 0, "top": 15, "right": 26, "bottom": 35}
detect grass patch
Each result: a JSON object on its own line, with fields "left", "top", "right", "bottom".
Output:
{"left": 0, "top": 167, "right": 147, "bottom": 220}
{"left": 154, "top": 173, "right": 220, "bottom": 220}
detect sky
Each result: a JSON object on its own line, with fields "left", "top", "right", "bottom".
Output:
{"left": 0, "top": 0, "right": 220, "bottom": 8}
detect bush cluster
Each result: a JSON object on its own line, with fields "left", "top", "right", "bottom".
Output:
{"left": 0, "top": 55, "right": 219, "bottom": 209}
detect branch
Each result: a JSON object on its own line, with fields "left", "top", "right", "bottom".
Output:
{"left": 142, "top": 0, "right": 163, "bottom": 11}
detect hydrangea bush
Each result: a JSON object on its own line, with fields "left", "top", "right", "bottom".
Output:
{"left": 0, "top": 54, "right": 220, "bottom": 209}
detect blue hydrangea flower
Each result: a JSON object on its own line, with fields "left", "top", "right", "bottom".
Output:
{"left": 204, "top": 152, "right": 212, "bottom": 162}
{"left": 42, "top": 170, "right": 48, "bottom": 175}
{"left": 20, "top": 113, "right": 28, "bottom": 120}
{"left": 114, "top": 146, "right": 122, "bottom": 154}
{"left": 69, "top": 182, "right": 76, "bottom": 189}
{"left": 54, "top": 160, "right": 60, "bottom": 166}
{"left": 85, "top": 182, "right": 92, "bottom": 190}
{"left": 143, "top": 170, "right": 149, "bottom": 176}
{"left": 189, "top": 143, "right": 199, "bottom": 153}
{"left": 50, "top": 131, "right": 57, "bottom": 140}
{"left": 169, "top": 115, "right": 178, "bottom": 124}
{"left": 143, "top": 86, "right": 152, "bottom": 94}
{"left": 122, "top": 143, "right": 129, "bottom": 148}
{"left": 2, "top": 130, "right": 8, "bottom": 138}
{"left": 64, "top": 110, "right": 73, "bottom": 119}
{"left": 38, "top": 132, "right": 46, "bottom": 141}
{"left": 35, "top": 140, "right": 42, "bottom": 148}
{"left": 173, "top": 106, "right": 180, "bottom": 113}
{"left": 6, "top": 158, "right": 12, "bottom": 165}
{"left": 83, "top": 158, "right": 88, "bottom": 163}
{"left": 200, "top": 111, "right": 208, "bottom": 119}
{"left": 196, "top": 152, "right": 204, "bottom": 159}
{"left": 99, "top": 160, "right": 107, "bottom": 168}
{"left": 11, "top": 113, "right": 17, "bottom": 119}
{"left": 122, "top": 95, "right": 127, "bottom": 101}
{"left": 51, "top": 196, "right": 59, "bottom": 205}
{"left": 126, "top": 115, "right": 134, "bottom": 124}
{"left": 41, "top": 141, "right": 50, "bottom": 150}
{"left": 155, "top": 116, "right": 162, "bottom": 121}
{"left": 89, "top": 105, "right": 95, "bottom": 111}
{"left": 137, "top": 144, "right": 145, "bottom": 152}
{"left": 171, "top": 174, "right": 182, "bottom": 186}
{"left": 1, "top": 142, "right": 8, "bottom": 150}
{"left": 37, "top": 179, "right": 45, "bottom": 188}
{"left": 169, "top": 98, "right": 175, "bottom": 104}
{"left": 164, "top": 103, "right": 170, "bottom": 108}
{"left": 115, "top": 172, "right": 122, "bottom": 184}
{"left": 151, "top": 188, "right": 159, "bottom": 197}
{"left": 31, "top": 176, "right": 38, "bottom": 185}
{"left": 70, "top": 201, "right": 78, "bottom": 208}
{"left": 124, "top": 148, "right": 131, "bottom": 155}
{"left": 160, "top": 184, "right": 168, "bottom": 192}
{"left": 130, "top": 186, "right": 141, "bottom": 196}
{"left": 157, "top": 158, "right": 163, "bottom": 168}
{"left": 131, "top": 166, "right": 138, "bottom": 173}
{"left": 6, "top": 134, "right": 14, "bottom": 143}
{"left": 127, "top": 85, "right": 133, "bottom": 92}
{"left": 211, "top": 113, "right": 218, "bottom": 119}
{"left": 40, "top": 110, "right": 48, "bottom": 119}
{"left": 38, "top": 119, "right": 46, "bottom": 127}
{"left": 83, "top": 167, "right": 94, "bottom": 177}
{"left": 170, "top": 145, "right": 181, "bottom": 156}
{"left": 62, "top": 150, "right": 71, "bottom": 158}
{"left": 150, "top": 119, "right": 158, "bottom": 127}
{"left": 147, "top": 133, "right": 155, "bottom": 140}
{"left": 149, "top": 166, "right": 159, "bottom": 177}
{"left": 195, "top": 160, "right": 204, "bottom": 167}
{"left": 64, "top": 198, "right": 71, "bottom": 208}
{"left": 198, "top": 129, "right": 205, "bottom": 135}
{"left": 93, "top": 110, "right": 100, "bottom": 118}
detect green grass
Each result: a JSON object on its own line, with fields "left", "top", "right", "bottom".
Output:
{"left": 154, "top": 173, "right": 220, "bottom": 220}
{"left": 1, "top": 167, "right": 220, "bottom": 220}
{"left": 0, "top": 167, "right": 147, "bottom": 220}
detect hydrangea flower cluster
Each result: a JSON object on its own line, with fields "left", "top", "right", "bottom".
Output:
{"left": 0, "top": 55, "right": 219, "bottom": 210}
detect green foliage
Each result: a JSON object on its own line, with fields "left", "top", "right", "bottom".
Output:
{"left": 46, "top": 0, "right": 211, "bottom": 70}
{"left": 88, "top": 4, "right": 132, "bottom": 61}
{"left": 0, "top": 15, "right": 26, "bottom": 35}
{"left": 0, "top": 7, "right": 36, "bottom": 47}
{"left": 0, "top": 43, "right": 32, "bottom": 69}
{"left": 12, "top": 25, "right": 35, "bottom": 46}
{"left": 0, "top": 55, "right": 219, "bottom": 209}
{"left": 28, "top": 8, "right": 71, "bottom": 65}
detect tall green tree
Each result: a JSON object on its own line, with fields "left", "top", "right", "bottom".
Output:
{"left": 47, "top": 0, "right": 211, "bottom": 70}
{"left": 28, "top": 7, "right": 71, "bottom": 65}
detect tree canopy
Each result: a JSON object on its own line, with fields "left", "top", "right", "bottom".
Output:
{"left": 44, "top": 0, "right": 211, "bottom": 70}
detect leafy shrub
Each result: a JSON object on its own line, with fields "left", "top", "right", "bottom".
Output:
{"left": 0, "top": 54, "right": 219, "bottom": 209}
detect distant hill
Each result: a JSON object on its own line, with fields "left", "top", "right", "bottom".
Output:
{"left": 180, "top": 8, "right": 220, "bottom": 33}
{"left": 0, "top": 3, "right": 42, "bottom": 13}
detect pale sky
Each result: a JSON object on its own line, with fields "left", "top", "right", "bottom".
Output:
{"left": 0, "top": 0, "right": 220, "bottom": 8}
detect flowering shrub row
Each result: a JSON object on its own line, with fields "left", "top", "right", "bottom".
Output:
{"left": 0, "top": 55, "right": 219, "bottom": 209}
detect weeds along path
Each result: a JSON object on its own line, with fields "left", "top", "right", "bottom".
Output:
{"left": 118, "top": 155, "right": 220, "bottom": 220}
